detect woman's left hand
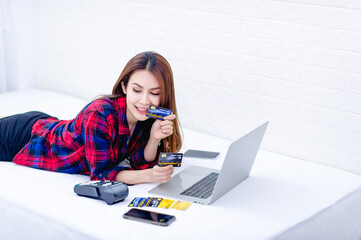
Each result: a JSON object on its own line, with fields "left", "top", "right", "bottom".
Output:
{"left": 150, "top": 114, "right": 176, "bottom": 140}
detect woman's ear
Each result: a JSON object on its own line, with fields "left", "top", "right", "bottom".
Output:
{"left": 121, "top": 81, "right": 127, "bottom": 95}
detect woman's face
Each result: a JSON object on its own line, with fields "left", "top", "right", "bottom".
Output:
{"left": 122, "top": 70, "right": 161, "bottom": 124}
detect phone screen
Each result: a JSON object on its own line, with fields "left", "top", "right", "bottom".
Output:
{"left": 123, "top": 208, "right": 176, "bottom": 226}
{"left": 184, "top": 149, "right": 220, "bottom": 159}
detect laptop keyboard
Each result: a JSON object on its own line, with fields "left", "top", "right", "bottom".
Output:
{"left": 180, "top": 172, "right": 219, "bottom": 199}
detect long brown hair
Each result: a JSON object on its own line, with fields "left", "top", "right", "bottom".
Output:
{"left": 109, "top": 51, "right": 182, "bottom": 153}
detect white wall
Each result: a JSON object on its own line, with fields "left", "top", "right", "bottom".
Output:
{"left": 5, "top": 0, "right": 361, "bottom": 174}
{"left": 1, "top": 0, "right": 37, "bottom": 91}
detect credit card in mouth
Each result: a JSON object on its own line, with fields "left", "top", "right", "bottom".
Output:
{"left": 158, "top": 152, "right": 183, "bottom": 167}
{"left": 146, "top": 105, "right": 172, "bottom": 120}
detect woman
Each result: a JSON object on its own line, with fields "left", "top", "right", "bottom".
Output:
{"left": 0, "top": 51, "right": 182, "bottom": 185}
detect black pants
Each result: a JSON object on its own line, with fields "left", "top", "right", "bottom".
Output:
{"left": 0, "top": 111, "right": 51, "bottom": 161}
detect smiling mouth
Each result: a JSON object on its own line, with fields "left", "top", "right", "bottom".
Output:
{"left": 136, "top": 106, "right": 148, "bottom": 114}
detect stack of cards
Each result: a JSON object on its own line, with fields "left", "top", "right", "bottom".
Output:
{"left": 128, "top": 197, "right": 192, "bottom": 211}
{"left": 158, "top": 152, "right": 183, "bottom": 167}
{"left": 146, "top": 105, "right": 172, "bottom": 121}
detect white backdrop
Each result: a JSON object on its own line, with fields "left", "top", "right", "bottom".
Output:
{"left": 2, "top": 0, "right": 361, "bottom": 175}
{"left": 0, "top": 0, "right": 8, "bottom": 92}
{"left": 0, "top": 0, "right": 37, "bottom": 92}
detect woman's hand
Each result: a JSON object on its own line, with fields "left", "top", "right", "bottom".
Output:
{"left": 115, "top": 166, "right": 174, "bottom": 185}
{"left": 150, "top": 114, "right": 176, "bottom": 140}
{"left": 150, "top": 165, "right": 174, "bottom": 183}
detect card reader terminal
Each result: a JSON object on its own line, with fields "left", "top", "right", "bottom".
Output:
{"left": 74, "top": 180, "right": 129, "bottom": 205}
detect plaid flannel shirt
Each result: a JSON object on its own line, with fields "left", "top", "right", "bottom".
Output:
{"left": 13, "top": 97, "right": 159, "bottom": 180}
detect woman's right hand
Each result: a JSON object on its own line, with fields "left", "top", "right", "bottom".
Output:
{"left": 150, "top": 165, "right": 174, "bottom": 183}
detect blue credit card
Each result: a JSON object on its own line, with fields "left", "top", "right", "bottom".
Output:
{"left": 128, "top": 197, "right": 146, "bottom": 207}
{"left": 146, "top": 105, "right": 172, "bottom": 120}
{"left": 158, "top": 152, "right": 183, "bottom": 167}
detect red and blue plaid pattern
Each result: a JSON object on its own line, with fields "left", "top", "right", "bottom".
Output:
{"left": 13, "top": 97, "right": 158, "bottom": 180}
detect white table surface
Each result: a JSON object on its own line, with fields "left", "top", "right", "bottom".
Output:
{"left": 1, "top": 128, "right": 361, "bottom": 240}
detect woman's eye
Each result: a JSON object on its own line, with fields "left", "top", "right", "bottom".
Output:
{"left": 151, "top": 92, "right": 160, "bottom": 96}
{"left": 133, "top": 89, "right": 141, "bottom": 93}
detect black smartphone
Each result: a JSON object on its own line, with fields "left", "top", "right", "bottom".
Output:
{"left": 123, "top": 208, "right": 176, "bottom": 226}
{"left": 184, "top": 149, "right": 220, "bottom": 159}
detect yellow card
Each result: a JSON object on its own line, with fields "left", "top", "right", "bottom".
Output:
{"left": 158, "top": 199, "right": 175, "bottom": 209}
{"left": 170, "top": 201, "right": 192, "bottom": 211}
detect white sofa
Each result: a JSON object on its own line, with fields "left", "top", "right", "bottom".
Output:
{"left": 1, "top": 88, "right": 361, "bottom": 240}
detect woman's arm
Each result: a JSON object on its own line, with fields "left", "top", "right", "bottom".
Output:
{"left": 115, "top": 165, "right": 174, "bottom": 185}
{"left": 120, "top": 114, "right": 176, "bottom": 185}
{"left": 144, "top": 114, "right": 176, "bottom": 162}
{"left": 144, "top": 136, "right": 161, "bottom": 162}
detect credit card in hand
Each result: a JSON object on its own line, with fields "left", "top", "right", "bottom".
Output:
{"left": 146, "top": 105, "right": 172, "bottom": 121}
{"left": 158, "top": 152, "right": 183, "bottom": 167}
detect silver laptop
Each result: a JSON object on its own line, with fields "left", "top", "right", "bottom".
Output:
{"left": 149, "top": 122, "right": 268, "bottom": 205}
